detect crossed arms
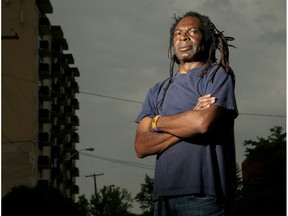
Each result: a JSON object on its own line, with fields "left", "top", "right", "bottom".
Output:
{"left": 134, "top": 94, "right": 222, "bottom": 158}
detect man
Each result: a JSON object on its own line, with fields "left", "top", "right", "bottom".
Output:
{"left": 134, "top": 11, "right": 238, "bottom": 216}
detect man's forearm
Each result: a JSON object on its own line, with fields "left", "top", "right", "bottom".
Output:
{"left": 134, "top": 116, "right": 181, "bottom": 158}
{"left": 135, "top": 131, "right": 180, "bottom": 158}
{"left": 155, "top": 106, "right": 222, "bottom": 138}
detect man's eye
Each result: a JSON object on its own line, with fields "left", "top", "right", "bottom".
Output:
{"left": 189, "top": 29, "right": 199, "bottom": 35}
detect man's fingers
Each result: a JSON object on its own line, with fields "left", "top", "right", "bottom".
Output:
{"left": 195, "top": 94, "right": 217, "bottom": 110}
{"left": 203, "top": 94, "right": 212, "bottom": 98}
{"left": 198, "top": 94, "right": 212, "bottom": 100}
{"left": 198, "top": 96, "right": 216, "bottom": 104}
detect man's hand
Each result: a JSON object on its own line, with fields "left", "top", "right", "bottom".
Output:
{"left": 134, "top": 117, "right": 180, "bottom": 158}
{"left": 193, "top": 94, "right": 216, "bottom": 110}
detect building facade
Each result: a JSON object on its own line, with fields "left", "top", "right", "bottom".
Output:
{"left": 2, "top": 0, "right": 80, "bottom": 200}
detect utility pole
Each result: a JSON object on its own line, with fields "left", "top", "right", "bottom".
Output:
{"left": 85, "top": 173, "right": 103, "bottom": 200}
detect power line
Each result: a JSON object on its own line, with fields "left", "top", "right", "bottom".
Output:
{"left": 79, "top": 91, "right": 286, "bottom": 118}
{"left": 239, "top": 113, "right": 286, "bottom": 118}
{"left": 81, "top": 152, "right": 154, "bottom": 170}
{"left": 80, "top": 91, "right": 143, "bottom": 104}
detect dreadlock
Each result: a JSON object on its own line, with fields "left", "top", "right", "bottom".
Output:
{"left": 157, "top": 11, "right": 235, "bottom": 110}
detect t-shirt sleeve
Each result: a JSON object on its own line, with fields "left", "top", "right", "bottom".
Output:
{"left": 135, "top": 87, "right": 158, "bottom": 123}
{"left": 206, "top": 68, "right": 238, "bottom": 117}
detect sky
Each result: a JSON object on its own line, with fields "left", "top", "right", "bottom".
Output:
{"left": 48, "top": 0, "right": 286, "bottom": 213}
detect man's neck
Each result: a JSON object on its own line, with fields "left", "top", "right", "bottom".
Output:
{"left": 178, "top": 61, "right": 206, "bottom": 74}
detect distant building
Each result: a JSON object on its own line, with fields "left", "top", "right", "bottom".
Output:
{"left": 2, "top": 0, "right": 81, "bottom": 200}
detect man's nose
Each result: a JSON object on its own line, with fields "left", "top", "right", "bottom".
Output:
{"left": 180, "top": 31, "right": 190, "bottom": 41}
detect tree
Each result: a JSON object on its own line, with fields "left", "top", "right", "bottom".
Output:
{"left": 135, "top": 174, "right": 154, "bottom": 216}
{"left": 2, "top": 185, "right": 84, "bottom": 216}
{"left": 236, "top": 126, "right": 286, "bottom": 216}
{"left": 77, "top": 195, "right": 91, "bottom": 216}
{"left": 90, "top": 185, "right": 134, "bottom": 216}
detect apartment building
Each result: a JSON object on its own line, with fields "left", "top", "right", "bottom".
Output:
{"left": 2, "top": 0, "right": 81, "bottom": 200}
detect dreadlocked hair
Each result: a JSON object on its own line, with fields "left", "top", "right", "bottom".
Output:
{"left": 157, "top": 11, "right": 235, "bottom": 110}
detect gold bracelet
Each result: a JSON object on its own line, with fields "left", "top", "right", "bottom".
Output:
{"left": 151, "top": 115, "right": 161, "bottom": 132}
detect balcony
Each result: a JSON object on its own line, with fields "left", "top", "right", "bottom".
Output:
{"left": 64, "top": 142, "right": 74, "bottom": 152}
{"left": 63, "top": 54, "right": 74, "bottom": 65}
{"left": 51, "top": 42, "right": 61, "bottom": 55}
{"left": 51, "top": 26, "right": 64, "bottom": 40}
{"left": 71, "top": 167, "right": 79, "bottom": 177}
{"left": 71, "top": 132, "right": 79, "bottom": 143}
{"left": 39, "top": 63, "right": 50, "bottom": 79}
{"left": 70, "top": 81, "right": 79, "bottom": 93}
{"left": 36, "top": 0, "right": 53, "bottom": 14}
{"left": 71, "top": 185, "right": 79, "bottom": 194}
{"left": 65, "top": 160, "right": 74, "bottom": 169}
{"left": 39, "top": 86, "right": 50, "bottom": 101}
{"left": 60, "top": 39, "right": 68, "bottom": 50}
{"left": 64, "top": 123, "right": 74, "bottom": 133}
{"left": 70, "top": 98, "right": 79, "bottom": 110}
{"left": 51, "top": 104, "right": 61, "bottom": 113}
{"left": 38, "top": 132, "right": 50, "bottom": 146}
{"left": 56, "top": 136, "right": 67, "bottom": 146}
{"left": 51, "top": 125, "right": 62, "bottom": 136}
{"left": 51, "top": 167, "right": 61, "bottom": 179}
{"left": 39, "top": 109, "right": 50, "bottom": 123}
{"left": 65, "top": 87, "right": 74, "bottom": 97}
{"left": 51, "top": 63, "right": 62, "bottom": 77}
{"left": 57, "top": 75, "right": 67, "bottom": 86}
{"left": 51, "top": 146, "right": 60, "bottom": 157}
{"left": 39, "top": 40, "right": 50, "bottom": 57}
{"left": 57, "top": 94, "right": 68, "bottom": 106}
{"left": 71, "top": 115, "right": 79, "bottom": 126}
{"left": 38, "top": 17, "right": 51, "bottom": 35}
{"left": 58, "top": 114, "right": 68, "bottom": 126}
{"left": 64, "top": 68, "right": 73, "bottom": 81}
{"left": 65, "top": 179, "right": 73, "bottom": 187}
{"left": 38, "top": 156, "right": 50, "bottom": 169}
{"left": 51, "top": 38, "right": 68, "bottom": 55}
{"left": 70, "top": 67, "right": 80, "bottom": 77}
{"left": 51, "top": 83, "right": 62, "bottom": 97}
{"left": 65, "top": 106, "right": 75, "bottom": 116}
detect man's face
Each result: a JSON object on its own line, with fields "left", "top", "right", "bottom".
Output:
{"left": 173, "top": 16, "right": 204, "bottom": 63}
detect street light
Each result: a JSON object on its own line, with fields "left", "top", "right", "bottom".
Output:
{"left": 65, "top": 147, "right": 94, "bottom": 161}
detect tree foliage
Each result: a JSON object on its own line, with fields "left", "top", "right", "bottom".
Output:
{"left": 77, "top": 195, "right": 91, "bottom": 216}
{"left": 235, "top": 126, "right": 286, "bottom": 216}
{"left": 89, "top": 185, "right": 134, "bottom": 216}
{"left": 135, "top": 174, "right": 154, "bottom": 215}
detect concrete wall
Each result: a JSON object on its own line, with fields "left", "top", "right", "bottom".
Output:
{"left": 2, "top": 0, "right": 39, "bottom": 196}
